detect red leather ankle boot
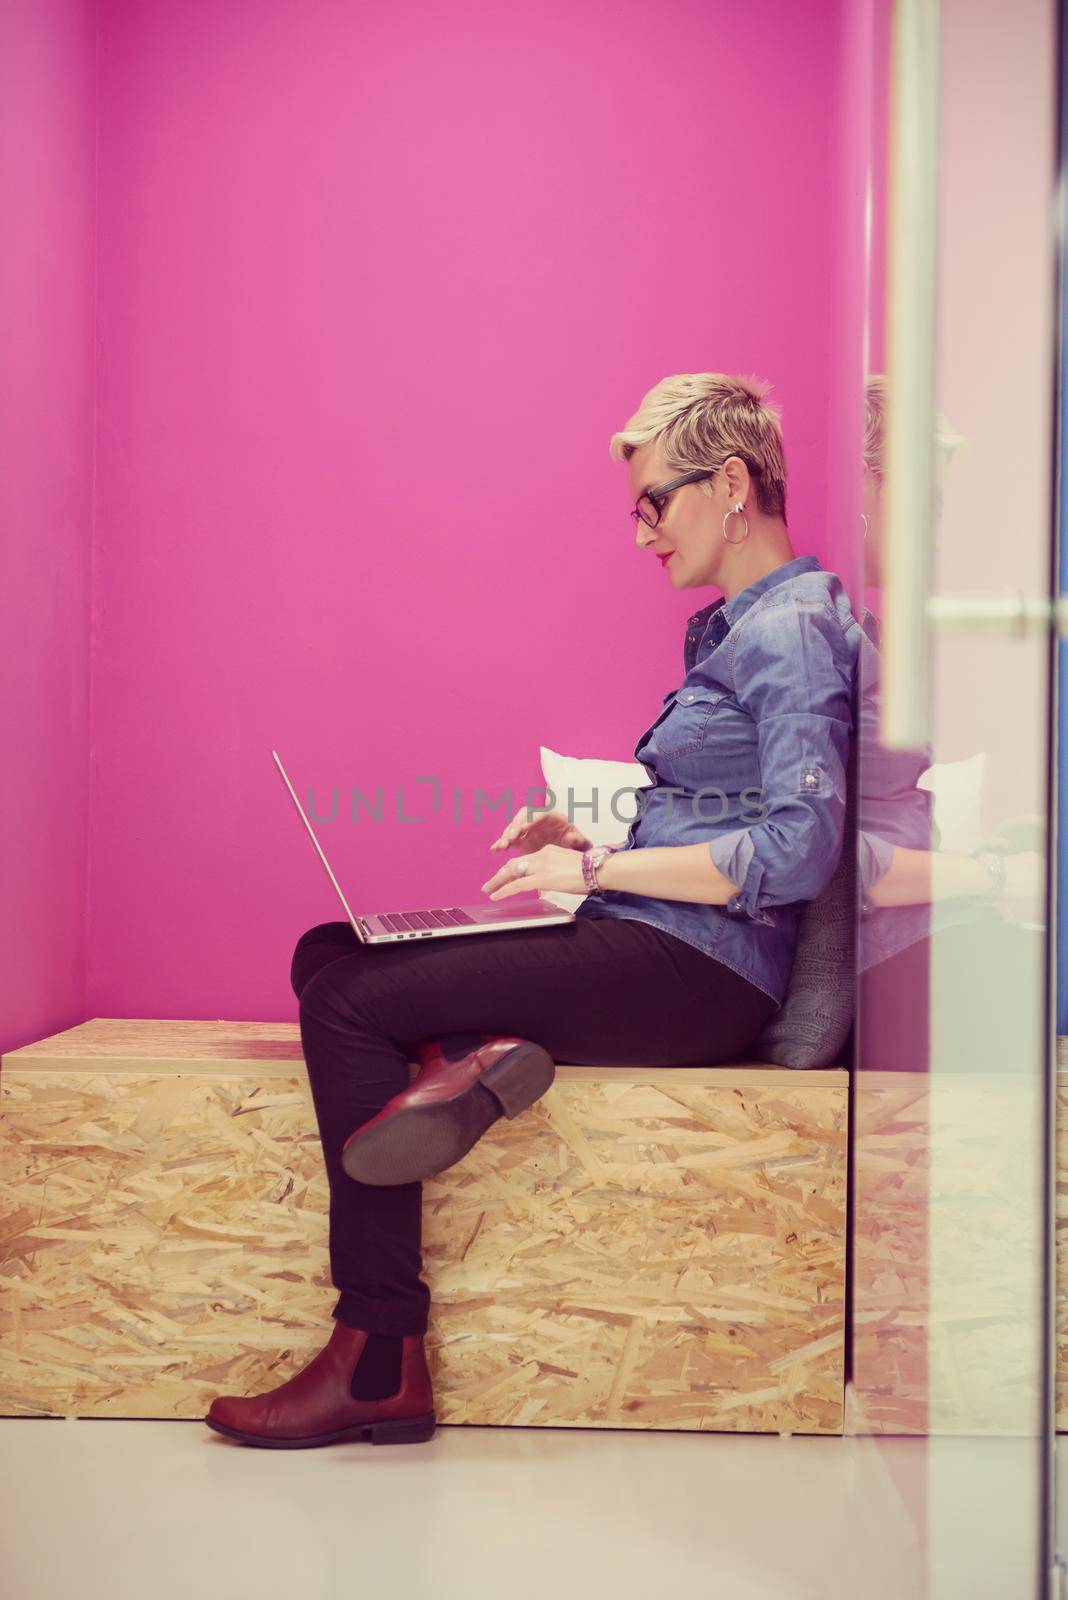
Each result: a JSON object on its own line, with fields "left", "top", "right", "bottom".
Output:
{"left": 204, "top": 1322, "right": 435, "bottom": 1448}
{"left": 340, "top": 1033, "right": 556, "bottom": 1186}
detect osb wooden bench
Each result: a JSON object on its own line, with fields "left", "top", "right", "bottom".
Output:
{"left": 0, "top": 1019, "right": 849, "bottom": 1435}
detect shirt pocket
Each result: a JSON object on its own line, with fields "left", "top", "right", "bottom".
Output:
{"left": 655, "top": 685, "right": 727, "bottom": 756}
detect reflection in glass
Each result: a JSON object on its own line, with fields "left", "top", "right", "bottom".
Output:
{"left": 848, "top": 0, "right": 1056, "bottom": 1589}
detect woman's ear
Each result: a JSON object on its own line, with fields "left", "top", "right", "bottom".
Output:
{"left": 723, "top": 455, "right": 750, "bottom": 504}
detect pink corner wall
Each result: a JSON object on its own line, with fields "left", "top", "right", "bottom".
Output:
{"left": 0, "top": 0, "right": 97, "bottom": 1056}
{"left": 4, "top": 0, "right": 872, "bottom": 1031}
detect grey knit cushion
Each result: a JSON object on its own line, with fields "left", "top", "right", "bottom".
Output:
{"left": 747, "top": 729, "right": 858, "bottom": 1070}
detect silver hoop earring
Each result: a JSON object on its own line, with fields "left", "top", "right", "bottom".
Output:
{"left": 861, "top": 513, "right": 870, "bottom": 541}
{"left": 722, "top": 502, "right": 749, "bottom": 545}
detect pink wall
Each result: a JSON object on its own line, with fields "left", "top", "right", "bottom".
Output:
{"left": 88, "top": 0, "right": 865, "bottom": 1020}
{"left": 20, "top": 0, "right": 867, "bottom": 1024}
{"left": 824, "top": 0, "right": 880, "bottom": 610}
{"left": 0, "top": 0, "right": 97, "bottom": 1055}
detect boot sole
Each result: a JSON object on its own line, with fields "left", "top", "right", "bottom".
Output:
{"left": 204, "top": 1409, "right": 437, "bottom": 1447}
{"left": 341, "top": 1041, "right": 556, "bottom": 1186}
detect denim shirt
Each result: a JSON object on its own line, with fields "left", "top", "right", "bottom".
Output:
{"left": 575, "top": 555, "right": 860, "bottom": 1006}
{"left": 854, "top": 606, "right": 979, "bottom": 973}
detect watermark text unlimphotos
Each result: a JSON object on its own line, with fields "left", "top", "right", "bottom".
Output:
{"left": 303, "top": 777, "right": 769, "bottom": 827}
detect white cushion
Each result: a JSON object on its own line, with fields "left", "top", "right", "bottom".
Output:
{"left": 537, "top": 745, "right": 650, "bottom": 911}
{"left": 917, "top": 752, "right": 986, "bottom": 854}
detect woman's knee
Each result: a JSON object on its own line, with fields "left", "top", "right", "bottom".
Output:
{"left": 293, "top": 920, "right": 354, "bottom": 953}
{"left": 297, "top": 955, "right": 355, "bottom": 1017}
{"left": 290, "top": 922, "right": 359, "bottom": 1000}
{"left": 298, "top": 948, "right": 417, "bottom": 1041}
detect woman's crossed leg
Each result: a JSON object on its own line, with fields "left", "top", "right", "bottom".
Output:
{"left": 291, "top": 914, "right": 775, "bottom": 1336}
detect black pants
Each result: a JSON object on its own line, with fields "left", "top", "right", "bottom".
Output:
{"left": 291, "top": 915, "right": 778, "bottom": 1336}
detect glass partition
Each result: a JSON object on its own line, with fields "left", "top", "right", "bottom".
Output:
{"left": 848, "top": 1, "right": 1059, "bottom": 1593}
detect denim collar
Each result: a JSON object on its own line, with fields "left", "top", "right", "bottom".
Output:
{"left": 721, "top": 553, "right": 823, "bottom": 624}
{"left": 686, "top": 554, "right": 824, "bottom": 633}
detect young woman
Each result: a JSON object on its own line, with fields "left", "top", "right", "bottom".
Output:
{"left": 205, "top": 373, "right": 859, "bottom": 1449}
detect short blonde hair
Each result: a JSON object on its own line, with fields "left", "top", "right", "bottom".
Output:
{"left": 609, "top": 373, "right": 788, "bottom": 519}
{"left": 863, "top": 373, "right": 966, "bottom": 483}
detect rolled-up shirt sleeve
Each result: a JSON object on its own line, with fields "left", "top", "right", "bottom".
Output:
{"left": 706, "top": 598, "right": 854, "bottom": 924}
{"left": 858, "top": 829, "right": 895, "bottom": 914}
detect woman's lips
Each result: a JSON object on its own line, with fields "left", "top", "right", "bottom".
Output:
{"left": 658, "top": 551, "right": 673, "bottom": 566}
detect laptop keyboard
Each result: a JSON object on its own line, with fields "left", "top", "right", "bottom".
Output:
{"left": 378, "top": 907, "right": 477, "bottom": 934}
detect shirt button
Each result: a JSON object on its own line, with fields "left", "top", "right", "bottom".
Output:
{"left": 683, "top": 692, "right": 694, "bottom": 701}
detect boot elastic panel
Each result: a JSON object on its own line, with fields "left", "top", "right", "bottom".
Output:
{"left": 350, "top": 1331, "right": 404, "bottom": 1401}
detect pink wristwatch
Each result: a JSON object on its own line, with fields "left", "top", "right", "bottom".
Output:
{"left": 581, "top": 844, "right": 617, "bottom": 892}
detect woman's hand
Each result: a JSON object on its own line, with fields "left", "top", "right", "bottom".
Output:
{"left": 480, "top": 843, "right": 588, "bottom": 901}
{"left": 488, "top": 807, "right": 592, "bottom": 855}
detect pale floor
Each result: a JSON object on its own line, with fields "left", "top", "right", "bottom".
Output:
{"left": 0, "top": 1409, "right": 1058, "bottom": 1598}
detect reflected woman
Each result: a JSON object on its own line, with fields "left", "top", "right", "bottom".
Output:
{"left": 854, "top": 375, "right": 1043, "bottom": 1071}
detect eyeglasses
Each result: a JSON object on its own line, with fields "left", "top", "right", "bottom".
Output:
{"left": 630, "top": 461, "right": 761, "bottom": 529}
{"left": 630, "top": 469, "right": 714, "bottom": 529}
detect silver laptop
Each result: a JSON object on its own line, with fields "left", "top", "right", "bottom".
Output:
{"left": 272, "top": 750, "right": 576, "bottom": 943}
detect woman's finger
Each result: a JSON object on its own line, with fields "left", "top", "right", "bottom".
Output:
{"left": 486, "top": 876, "right": 538, "bottom": 901}
{"left": 482, "top": 848, "right": 541, "bottom": 894}
{"left": 491, "top": 808, "right": 526, "bottom": 845}
{"left": 490, "top": 828, "right": 521, "bottom": 852}
{"left": 482, "top": 855, "right": 521, "bottom": 891}
{"left": 490, "top": 812, "right": 534, "bottom": 850}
